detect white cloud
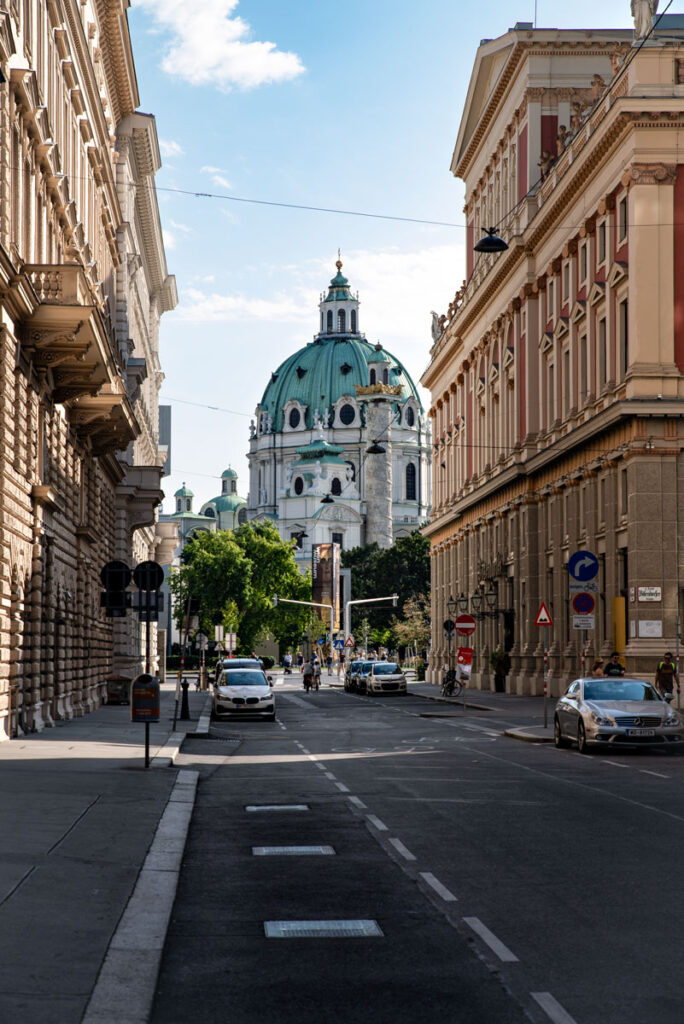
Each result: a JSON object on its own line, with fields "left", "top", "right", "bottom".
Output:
{"left": 175, "top": 287, "right": 310, "bottom": 323}
{"left": 163, "top": 228, "right": 176, "bottom": 250}
{"left": 159, "top": 139, "right": 184, "bottom": 158}
{"left": 135, "top": 0, "right": 305, "bottom": 91}
{"left": 201, "top": 165, "right": 233, "bottom": 191}
{"left": 169, "top": 219, "right": 192, "bottom": 233}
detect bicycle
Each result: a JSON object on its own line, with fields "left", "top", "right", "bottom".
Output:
{"left": 441, "top": 668, "right": 464, "bottom": 699}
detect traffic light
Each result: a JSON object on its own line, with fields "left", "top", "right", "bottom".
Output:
{"left": 100, "top": 561, "right": 132, "bottom": 617}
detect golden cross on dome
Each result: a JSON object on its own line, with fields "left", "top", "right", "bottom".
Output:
{"left": 336, "top": 248, "right": 343, "bottom": 270}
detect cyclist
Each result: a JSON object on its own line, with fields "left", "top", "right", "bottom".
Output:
{"left": 302, "top": 659, "right": 313, "bottom": 692}
{"left": 312, "top": 658, "right": 322, "bottom": 691}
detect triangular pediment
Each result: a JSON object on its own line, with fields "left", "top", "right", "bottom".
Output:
{"left": 571, "top": 300, "right": 586, "bottom": 324}
{"left": 588, "top": 282, "right": 605, "bottom": 307}
{"left": 503, "top": 345, "right": 514, "bottom": 369}
{"left": 554, "top": 317, "right": 569, "bottom": 341}
{"left": 607, "top": 260, "right": 628, "bottom": 288}
{"left": 540, "top": 332, "right": 554, "bottom": 354}
{"left": 451, "top": 39, "right": 516, "bottom": 174}
{"left": 488, "top": 362, "right": 499, "bottom": 385}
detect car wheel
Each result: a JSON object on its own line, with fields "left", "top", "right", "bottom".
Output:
{"left": 554, "top": 717, "right": 569, "bottom": 748}
{"left": 577, "top": 720, "right": 590, "bottom": 754}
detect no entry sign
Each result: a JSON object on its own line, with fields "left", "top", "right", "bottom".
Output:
{"left": 455, "top": 614, "right": 476, "bottom": 637}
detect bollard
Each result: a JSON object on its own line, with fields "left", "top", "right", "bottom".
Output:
{"left": 180, "top": 679, "right": 190, "bottom": 721}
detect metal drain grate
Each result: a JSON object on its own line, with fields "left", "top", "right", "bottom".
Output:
{"left": 245, "top": 804, "right": 309, "bottom": 813}
{"left": 253, "top": 846, "right": 335, "bottom": 856}
{"left": 264, "top": 920, "right": 383, "bottom": 938}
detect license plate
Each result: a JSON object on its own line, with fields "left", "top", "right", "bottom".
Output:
{"left": 626, "top": 728, "right": 655, "bottom": 737}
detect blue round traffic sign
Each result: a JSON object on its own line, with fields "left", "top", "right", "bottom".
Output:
{"left": 567, "top": 550, "right": 599, "bottom": 582}
{"left": 572, "top": 592, "right": 595, "bottom": 615}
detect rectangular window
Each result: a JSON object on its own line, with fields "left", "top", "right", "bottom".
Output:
{"left": 547, "top": 280, "right": 554, "bottom": 320}
{"left": 598, "top": 318, "right": 607, "bottom": 388}
{"left": 332, "top": 532, "right": 344, "bottom": 548}
{"left": 580, "top": 244, "right": 587, "bottom": 283}
{"left": 580, "top": 334, "right": 588, "bottom": 403}
{"left": 563, "top": 348, "right": 570, "bottom": 416}
{"left": 597, "top": 222, "right": 606, "bottom": 265}
{"left": 562, "top": 263, "right": 570, "bottom": 303}
{"left": 618, "top": 196, "right": 627, "bottom": 242}
{"left": 620, "top": 468, "right": 628, "bottom": 517}
{"left": 618, "top": 299, "right": 628, "bottom": 380}
{"left": 291, "top": 531, "right": 304, "bottom": 549}
{"left": 548, "top": 363, "right": 555, "bottom": 426}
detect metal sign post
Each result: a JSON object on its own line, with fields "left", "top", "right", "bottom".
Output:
{"left": 534, "top": 602, "right": 554, "bottom": 729}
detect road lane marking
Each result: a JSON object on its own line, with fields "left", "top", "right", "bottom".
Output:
{"left": 603, "top": 760, "right": 629, "bottom": 768}
{"left": 314, "top": 762, "right": 326, "bottom": 770}
{"left": 264, "top": 920, "right": 383, "bottom": 938}
{"left": 325, "top": 772, "right": 336, "bottom": 780}
{"left": 366, "top": 814, "right": 388, "bottom": 831}
{"left": 253, "top": 846, "right": 335, "bottom": 856}
{"left": 531, "top": 992, "right": 579, "bottom": 1024}
{"left": 348, "top": 796, "right": 367, "bottom": 809}
{"left": 335, "top": 782, "right": 350, "bottom": 793}
{"left": 246, "top": 805, "right": 309, "bottom": 812}
{"left": 388, "top": 837, "right": 416, "bottom": 861}
{"left": 640, "top": 769, "right": 670, "bottom": 779}
{"left": 419, "top": 872, "right": 457, "bottom": 901}
{"left": 463, "top": 917, "right": 519, "bottom": 962}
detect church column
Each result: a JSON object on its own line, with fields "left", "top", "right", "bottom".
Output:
{"left": 364, "top": 396, "right": 394, "bottom": 549}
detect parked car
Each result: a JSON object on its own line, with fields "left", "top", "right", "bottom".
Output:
{"left": 351, "top": 660, "right": 374, "bottom": 693}
{"left": 554, "top": 677, "right": 684, "bottom": 753}
{"left": 365, "top": 662, "right": 407, "bottom": 696}
{"left": 213, "top": 657, "right": 263, "bottom": 683}
{"left": 344, "top": 659, "right": 363, "bottom": 692}
{"left": 213, "top": 668, "right": 276, "bottom": 720}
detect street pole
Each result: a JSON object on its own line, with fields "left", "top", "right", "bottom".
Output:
{"left": 543, "top": 626, "right": 549, "bottom": 729}
{"left": 677, "top": 615, "right": 681, "bottom": 712}
{"left": 145, "top": 586, "right": 151, "bottom": 768}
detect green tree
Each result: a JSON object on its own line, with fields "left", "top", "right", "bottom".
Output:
{"left": 341, "top": 530, "right": 430, "bottom": 641}
{"left": 392, "top": 593, "right": 431, "bottom": 653}
{"left": 170, "top": 522, "right": 312, "bottom": 655}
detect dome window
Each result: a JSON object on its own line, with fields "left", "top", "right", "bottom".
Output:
{"left": 350, "top": 310, "right": 357, "bottom": 332}
{"left": 337, "top": 309, "right": 346, "bottom": 332}
{"left": 382, "top": 368, "right": 389, "bottom": 385}
{"left": 327, "top": 310, "right": 333, "bottom": 332}
{"left": 340, "top": 362, "right": 352, "bottom": 375}
{"left": 294, "top": 477, "right": 304, "bottom": 496}
{"left": 405, "top": 406, "right": 415, "bottom": 427}
{"left": 238, "top": 508, "right": 247, "bottom": 525}
{"left": 339, "top": 403, "right": 355, "bottom": 425}
{"left": 331, "top": 477, "right": 342, "bottom": 496}
{"left": 289, "top": 408, "right": 301, "bottom": 429}
{"left": 369, "top": 369, "right": 376, "bottom": 385}
{"left": 204, "top": 507, "right": 215, "bottom": 518}
{"left": 296, "top": 366, "right": 307, "bottom": 380}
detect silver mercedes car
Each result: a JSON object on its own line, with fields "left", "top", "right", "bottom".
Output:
{"left": 554, "top": 677, "right": 684, "bottom": 753}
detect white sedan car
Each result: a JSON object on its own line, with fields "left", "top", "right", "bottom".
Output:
{"left": 364, "top": 662, "right": 408, "bottom": 696}
{"left": 213, "top": 668, "right": 276, "bottom": 721}
{"left": 554, "top": 677, "right": 684, "bottom": 753}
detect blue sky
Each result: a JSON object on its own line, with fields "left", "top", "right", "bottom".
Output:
{"left": 126, "top": 0, "right": 640, "bottom": 512}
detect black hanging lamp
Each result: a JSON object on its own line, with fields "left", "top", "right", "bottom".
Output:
{"left": 320, "top": 493, "right": 334, "bottom": 504}
{"left": 366, "top": 442, "right": 386, "bottom": 454}
{"left": 473, "top": 227, "right": 508, "bottom": 254}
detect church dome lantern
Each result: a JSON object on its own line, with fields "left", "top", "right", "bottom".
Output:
{"left": 320, "top": 252, "right": 360, "bottom": 336}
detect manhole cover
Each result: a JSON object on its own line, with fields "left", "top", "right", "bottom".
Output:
{"left": 264, "top": 920, "right": 383, "bottom": 938}
{"left": 246, "top": 804, "right": 309, "bottom": 812}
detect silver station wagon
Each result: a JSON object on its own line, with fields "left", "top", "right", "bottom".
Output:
{"left": 554, "top": 677, "right": 684, "bottom": 753}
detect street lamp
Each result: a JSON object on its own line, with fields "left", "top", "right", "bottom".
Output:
{"left": 470, "top": 591, "right": 483, "bottom": 618}
{"left": 485, "top": 585, "right": 498, "bottom": 617}
{"left": 366, "top": 442, "right": 386, "bottom": 454}
{"left": 473, "top": 227, "right": 509, "bottom": 253}
{"left": 457, "top": 592, "right": 469, "bottom": 613}
{"left": 446, "top": 595, "right": 457, "bottom": 619}
{"left": 321, "top": 493, "right": 334, "bottom": 504}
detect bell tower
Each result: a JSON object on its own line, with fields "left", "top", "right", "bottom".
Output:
{"left": 318, "top": 252, "right": 360, "bottom": 337}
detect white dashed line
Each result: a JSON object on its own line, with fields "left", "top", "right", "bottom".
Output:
{"left": 335, "top": 782, "right": 350, "bottom": 793}
{"left": 640, "top": 769, "right": 670, "bottom": 779}
{"left": 315, "top": 762, "right": 326, "bottom": 770}
{"left": 388, "top": 837, "right": 416, "bottom": 861}
{"left": 366, "top": 814, "right": 388, "bottom": 832}
{"left": 531, "top": 991, "right": 579, "bottom": 1024}
{"left": 603, "top": 760, "right": 629, "bottom": 769}
{"left": 325, "top": 772, "right": 336, "bottom": 781}
{"left": 463, "top": 917, "right": 519, "bottom": 962}
{"left": 348, "top": 796, "right": 367, "bottom": 809}
{"left": 419, "top": 872, "right": 457, "bottom": 902}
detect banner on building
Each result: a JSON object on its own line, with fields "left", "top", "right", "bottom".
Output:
{"left": 312, "top": 543, "right": 341, "bottom": 631}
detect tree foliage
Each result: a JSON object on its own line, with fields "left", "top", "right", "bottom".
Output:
{"left": 169, "top": 521, "right": 313, "bottom": 654}
{"left": 341, "top": 530, "right": 431, "bottom": 647}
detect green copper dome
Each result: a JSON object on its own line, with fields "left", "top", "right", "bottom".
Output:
{"left": 211, "top": 493, "right": 245, "bottom": 512}
{"left": 221, "top": 467, "right": 238, "bottom": 479}
{"left": 174, "top": 483, "right": 194, "bottom": 498}
{"left": 259, "top": 335, "right": 422, "bottom": 433}
{"left": 366, "top": 343, "right": 391, "bottom": 364}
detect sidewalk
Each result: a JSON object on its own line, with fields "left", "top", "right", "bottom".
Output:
{"left": 408, "top": 681, "right": 556, "bottom": 740}
{"left": 0, "top": 679, "right": 210, "bottom": 1024}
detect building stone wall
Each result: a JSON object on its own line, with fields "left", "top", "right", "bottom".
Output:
{"left": 0, "top": 2, "right": 176, "bottom": 738}
{"left": 423, "top": 22, "right": 684, "bottom": 694}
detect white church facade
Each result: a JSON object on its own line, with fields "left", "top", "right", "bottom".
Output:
{"left": 247, "top": 258, "right": 431, "bottom": 567}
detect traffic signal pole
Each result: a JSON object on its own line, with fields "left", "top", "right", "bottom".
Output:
{"left": 344, "top": 595, "right": 399, "bottom": 650}
{"left": 272, "top": 596, "right": 334, "bottom": 658}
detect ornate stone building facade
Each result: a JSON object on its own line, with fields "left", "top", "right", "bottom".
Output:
{"left": 423, "top": 18, "right": 684, "bottom": 693}
{"left": 0, "top": 2, "right": 176, "bottom": 737}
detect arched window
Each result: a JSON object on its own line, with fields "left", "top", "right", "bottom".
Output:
{"left": 369, "top": 369, "right": 376, "bottom": 385}
{"left": 405, "top": 405, "right": 415, "bottom": 427}
{"left": 345, "top": 460, "right": 356, "bottom": 481}
{"left": 331, "top": 477, "right": 342, "bottom": 496}
{"left": 337, "top": 309, "right": 346, "bottom": 332}
{"left": 204, "top": 506, "right": 215, "bottom": 518}
{"left": 326, "top": 310, "right": 333, "bottom": 332}
{"left": 289, "top": 407, "right": 301, "bottom": 429}
{"left": 339, "top": 403, "right": 355, "bottom": 425}
{"left": 186, "top": 499, "right": 191, "bottom": 512}
{"left": 406, "top": 463, "right": 417, "bottom": 501}
{"left": 238, "top": 508, "right": 247, "bottom": 525}
{"left": 350, "top": 309, "right": 357, "bottom": 332}
{"left": 294, "top": 477, "right": 304, "bottom": 496}
{"left": 383, "top": 368, "right": 389, "bottom": 385}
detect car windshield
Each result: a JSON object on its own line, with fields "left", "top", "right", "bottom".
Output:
{"left": 361, "top": 662, "right": 375, "bottom": 674}
{"left": 219, "top": 671, "right": 266, "bottom": 687}
{"left": 583, "top": 680, "right": 662, "bottom": 702}
{"left": 371, "top": 663, "right": 398, "bottom": 675}
{"left": 350, "top": 661, "right": 362, "bottom": 671}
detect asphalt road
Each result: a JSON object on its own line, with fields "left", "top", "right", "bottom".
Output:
{"left": 152, "top": 676, "right": 684, "bottom": 1024}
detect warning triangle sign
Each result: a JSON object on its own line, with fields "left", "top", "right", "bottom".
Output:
{"left": 534, "top": 601, "right": 553, "bottom": 627}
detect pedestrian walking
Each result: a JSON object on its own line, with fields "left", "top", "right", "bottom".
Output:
{"left": 655, "top": 651, "right": 680, "bottom": 699}
{"left": 297, "top": 651, "right": 304, "bottom": 670}
{"left": 283, "top": 652, "right": 292, "bottom": 675}
{"left": 603, "top": 652, "right": 625, "bottom": 677}
{"left": 589, "top": 658, "right": 604, "bottom": 677}
{"left": 313, "top": 658, "right": 321, "bottom": 690}
{"left": 326, "top": 654, "right": 332, "bottom": 676}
